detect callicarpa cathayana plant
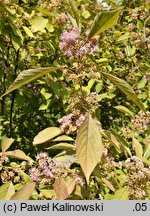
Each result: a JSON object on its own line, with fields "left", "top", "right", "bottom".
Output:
{"left": 0, "top": 0, "right": 150, "bottom": 201}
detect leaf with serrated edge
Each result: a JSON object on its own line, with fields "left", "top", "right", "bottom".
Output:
{"left": 1, "top": 135, "right": 14, "bottom": 152}
{"left": 33, "top": 127, "right": 63, "bottom": 145}
{"left": 88, "top": 10, "right": 120, "bottom": 39}
{"left": 0, "top": 67, "right": 57, "bottom": 98}
{"left": 76, "top": 113, "right": 104, "bottom": 183}
{"left": 10, "top": 182, "right": 36, "bottom": 200}
{"left": 0, "top": 182, "right": 15, "bottom": 200}
{"left": 54, "top": 177, "right": 69, "bottom": 200}
{"left": 101, "top": 72, "right": 145, "bottom": 111}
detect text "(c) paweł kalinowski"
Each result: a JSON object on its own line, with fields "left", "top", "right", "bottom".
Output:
{"left": 20, "top": 202, "right": 104, "bottom": 212}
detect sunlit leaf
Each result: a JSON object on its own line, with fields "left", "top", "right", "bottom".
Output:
{"left": 33, "top": 127, "right": 63, "bottom": 145}
{"left": 106, "top": 186, "right": 128, "bottom": 200}
{"left": 46, "top": 143, "right": 75, "bottom": 150}
{"left": 31, "top": 16, "right": 48, "bottom": 32}
{"left": 69, "top": 0, "right": 79, "bottom": 26}
{"left": 132, "top": 137, "right": 143, "bottom": 158}
{"left": 76, "top": 113, "right": 104, "bottom": 183}
{"left": 0, "top": 67, "right": 57, "bottom": 98}
{"left": 53, "top": 135, "right": 74, "bottom": 142}
{"left": 101, "top": 130, "right": 131, "bottom": 157}
{"left": 10, "top": 182, "right": 36, "bottom": 200}
{"left": 40, "top": 189, "right": 56, "bottom": 199}
{"left": 0, "top": 182, "right": 15, "bottom": 200}
{"left": 114, "top": 105, "right": 133, "bottom": 117}
{"left": 11, "top": 34, "right": 22, "bottom": 51}
{"left": 1, "top": 135, "right": 14, "bottom": 152}
{"left": 5, "top": 150, "right": 33, "bottom": 161}
{"left": 88, "top": 9, "right": 120, "bottom": 39}
{"left": 101, "top": 72, "right": 145, "bottom": 111}
{"left": 54, "top": 177, "right": 69, "bottom": 200}
{"left": 101, "top": 178, "right": 115, "bottom": 192}
{"left": 22, "top": 26, "right": 34, "bottom": 38}
{"left": 65, "top": 176, "right": 76, "bottom": 195}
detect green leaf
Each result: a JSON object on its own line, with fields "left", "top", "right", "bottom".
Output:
{"left": 31, "top": 16, "right": 48, "bottom": 32}
{"left": 46, "top": 23, "right": 54, "bottom": 33}
{"left": 101, "top": 178, "right": 115, "bottom": 192}
{"left": 33, "top": 127, "right": 63, "bottom": 145}
{"left": 0, "top": 67, "right": 57, "bottom": 98}
{"left": 117, "top": 33, "right": 130, "bottom": 42}
{"left": 114, "top": 105, "right": 133, "bottom": 116}
{"left": 82, "top": 10, "right": 90, "bottom": 19}
{"left": 137, "top": 77, "right": 148, "bottom": 89}
{"left": 101, "top": 130, "right": 131, "bottom": 157}
{"left": 76, "top": 113, "right": 104, "bottom": 184}
{"left": 125, "top": 45, "right": 136, "bottom": 57}
{"left": 0, "top": 182, "right": 15, "bottom": 200}
{"left": 100, "top": 130, "right": 122, "bottom": 152}
{"left": 39, "top": 99, "right": 51, "bottom": 110}
{"left": 22, "top": 26, "right": 34, "bottom": 38}
{"left": 107, "top": 186, "right": 128, "bottom": 200}
{"left": 19, "top": 171, "right": 31, "bottom": 183}
{"left": 69, "top": 0, "right": 79, "bottom": 26}
{"left": 53, "top": 135, "right": 74, "bottom": 142}
{"left": 11, "top": 34, "right": 22, "bottom": 51}
{"left": 40, "top": 189, "right": 55, "bottom": 199}
{"left": 45, "top": 143, "right": 75, "bottom": 150}
{"left": 54, "top": 177, "right": 69, "bottom": 200}
{"left": 88, "top": 9, "right": 120, "bottom": 39}
{"left": 101, "top": 72, "right": 145, "bottom": 111}
{"left": 1, "top": 135, "right": 14, "bottom": 152}
{"left": 5, "top": 150, "right": 33, "bottom": 161}
{"left": 132, "top": 137, "right": 143, "bottom": 159}
{"left": 10, "top": 182, "right": 36, "bottom": 200}
{"left": 67, "top": 14, "right": 79, "bottom": 29}
{"left": 40, "top": 88, "right": 52, "bottom": 100}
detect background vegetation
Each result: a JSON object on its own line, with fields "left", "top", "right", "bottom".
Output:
{"left": 0, "top": 0, "right": 150, "bottom": 200}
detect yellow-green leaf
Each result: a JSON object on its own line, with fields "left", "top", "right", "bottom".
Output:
{"left": 114, "top": 105, "right": 133, "bottom": 117}
{"left": 5, "top": 150, "right": 33, "bottom": 161}
{"left": 10, "top": 182, "right": 36, "bottom": 200}
{"left": 88, "top": 9, "right": 120, "bottom": 39}
{"left": 45, "top": 143, "right": 75, "bottom": 150}
{"left": 0, "top": 67, "right": 57, "bottom": 98}
{"left": 69, "top": 0, "right": 79, "bottom": 26}
{"left": 0, "top": 182, "right": 15, "bottom": 200}
{"left": 101, "top": 178, "right": 115, "bottom": 192}
{"left": 132, "top": 137, "right": 143, "bottom": 159}
{"left": 76, "top": 113, "right": 104, "bottom": 184}
{"left": 101, "top": 72, "right": 145, "bottom": 111}
{"left": 1, "top": 135, "right": 14, "bottom": 152}
{"left": 22, "top": 26, "right": 34, "bottom": 38}
{"left": 31, "top": 16, "right": 48, "bottom": 32}
{"left": 33, "top": 127, "right": 63, "bottom": 145}
{"left": 53, "top": 135, "right": 74, "bottom": 142}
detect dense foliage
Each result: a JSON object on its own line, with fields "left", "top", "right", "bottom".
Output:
{"left": 0, "top": 0, "right": 150, "bottom": 200}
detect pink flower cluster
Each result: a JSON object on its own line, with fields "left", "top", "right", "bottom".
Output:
{"left": 59, "top": 27, "right": 99, "bottom": 57}
{"left": 29, "top": 152, "right": 58, "bottom": 184}
{"left": 58, "top": 110, "right": 85, "bottom": 135}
